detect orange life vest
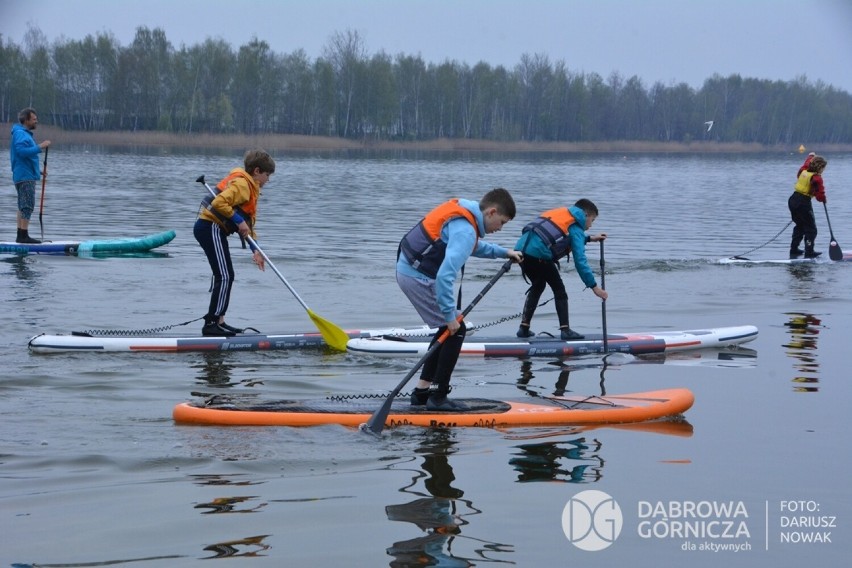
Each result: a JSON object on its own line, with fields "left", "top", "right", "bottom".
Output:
{"left": 398, "top": 199, "right": 479, "bottom": 278}
{"left": 522, "top": 207, "right": 577, "bottom": 259}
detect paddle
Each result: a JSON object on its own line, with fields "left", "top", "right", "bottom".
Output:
{"left": 600, "top": 240, "right": 608, "bottom": 353}
{"left": 38, "top": 147, "right": 48, "bottom": 241}
{"left": 196, "top": 175, "right": 349, "bottom": 351}
{"left": 360, "top": 260, "right": 513, "bottom": 436}
{"left": 822, "top": 203, "right": 843, "bottom": 261}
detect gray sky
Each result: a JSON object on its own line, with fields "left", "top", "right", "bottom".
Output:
{"left": 2, "top": 0, "right": 851, "bottom": 94}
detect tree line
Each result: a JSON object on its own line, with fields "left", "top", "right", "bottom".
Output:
{"left": 2, "top": 25, "right": 851, "bottom": 145}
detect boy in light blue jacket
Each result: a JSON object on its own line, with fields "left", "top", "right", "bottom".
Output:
{"left": 397, "top": 188, "right": 523, "bottom": 410}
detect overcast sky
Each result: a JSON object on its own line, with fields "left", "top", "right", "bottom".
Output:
{"left": 2, "top": 0, "right": 851, "bottom": 94}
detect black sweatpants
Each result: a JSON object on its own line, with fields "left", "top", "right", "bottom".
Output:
{"left": 194, "top": 219, "right": 235, "bottom": 319}
{"left": 788, "top": 192, "right": 817, "bottom": 251}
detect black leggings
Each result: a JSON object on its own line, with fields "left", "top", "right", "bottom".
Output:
{"left": 420, "top": 321, "right": 468, "bottom": 391}
{"left": 788, "top": 193, "right": 817, "bottom": 250}
{"left": 520, "top": 257, "right": 569, "bottom": 327}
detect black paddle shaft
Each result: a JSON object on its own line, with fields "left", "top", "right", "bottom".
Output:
{"left": 600, "top": 240, "right": 608, "bottom": 353}
{"left": 361, "top": 260, "right": 514, "bottom": 436}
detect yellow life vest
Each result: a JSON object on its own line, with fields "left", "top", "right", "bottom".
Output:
{"left": 794, "top": 171, "right": 815, "bottom": 198}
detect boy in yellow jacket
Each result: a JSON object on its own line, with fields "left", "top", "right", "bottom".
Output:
{"left": 194, "top": 149, "right": 275, "bottom": 336}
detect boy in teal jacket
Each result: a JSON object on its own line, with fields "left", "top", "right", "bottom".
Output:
{"left": 515, "top": 198, "right": 607, "bottom": 340}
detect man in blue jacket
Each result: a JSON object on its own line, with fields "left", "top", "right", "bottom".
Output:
{"left": 10, "top": 108, "right": 51, "bottom": 243}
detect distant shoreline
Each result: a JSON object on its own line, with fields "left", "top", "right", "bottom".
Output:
{"left": 6, "top": 124, "right": 850, "bottom": 155}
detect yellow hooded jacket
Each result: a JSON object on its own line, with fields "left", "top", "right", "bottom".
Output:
{"left": 199, "top": 168, "right": 260, "bottom": 239}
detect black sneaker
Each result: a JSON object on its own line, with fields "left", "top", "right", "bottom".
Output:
{"left": 516, "top": 326, "right": 535, "bottom": 338}
{"left": 220, "top": 322, "right": 245, "bottom": 334}
{"left": 16, "top": 235, "right": 42, "bottom": 244}
{"left": 410, "top": 387, "right": 431, "bottom": 407}
{"left": 202, "top": 322, "right": 236, "bottom": 337}
{"left": 426, "top": 394, "right": 470, "bottom": 412}
{"left": 804, "top": 251, "right": 822, "bottom": 259}
{"left": 560, "top": 328, "right": 585, "bottom": 340}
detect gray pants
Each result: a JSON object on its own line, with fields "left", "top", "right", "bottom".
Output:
{"left": 396, "top": 271, "right": 465, "bottom": 390}
{"left": 396, "top": 271, "right": 457, "bottom": 327}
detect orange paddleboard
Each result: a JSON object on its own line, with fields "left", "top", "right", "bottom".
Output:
{"left": 173, "top": 388, "right": 694, "bottom": 429}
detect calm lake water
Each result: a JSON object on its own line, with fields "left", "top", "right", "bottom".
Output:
{"left": 1, "top": 148, "right": 850, "bottom": 567}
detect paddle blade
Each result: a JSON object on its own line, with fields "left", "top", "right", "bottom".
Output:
{"left": 822, "top": 203, "right": 843, "bottom": 261}
{"left": 828, "top": 240, "right": 843, "bottom": 261}
{"left": 308, "top": 309, "right": 350, "bottom": 351}
{"left": 362, "top": 328, "right": 450, "bottom": 436}
{"left": 362, "top": 395, "right": 396, "bottom": 435}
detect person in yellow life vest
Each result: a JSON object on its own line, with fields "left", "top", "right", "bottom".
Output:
{"left": 397, "top": 188, "right": 523, "bottom": 411}
{"left": 797, "top": 152, "right": 815, "bottom": 177}
{"left": 789, "top": 155, "right": 827, "bottom": 259}
{"left": 515, "top": 199, "right": 607, "bottom": 340}
{"left": 194, "top": 149, "right": 275, "bottom": 336}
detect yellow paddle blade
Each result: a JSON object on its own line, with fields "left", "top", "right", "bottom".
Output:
{"left": 308, "top": 309, "right": 350, "bottom": 352}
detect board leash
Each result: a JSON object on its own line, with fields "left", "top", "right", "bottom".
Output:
{"left": 728, "top": 221, "right": 792, "bottom": 260}
{"left": 76, "top": 317, "right": 205, "bottom": 336}
{"left": 333, "top": 392, "right": 617, "bottom": 406}
{"left": 469, "top": 298, "right": 555, "bottom": 333}
{"left": 329, "top": 393, "right": 397, "bottom": 401}
{"left": 384, "top": 298, "right": 553, "bottom": 338}
{"left": 75, "top": 317, "right": 263, "bottom": 336}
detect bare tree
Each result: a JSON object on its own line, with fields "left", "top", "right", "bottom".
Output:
{"left": 323, "top": 29, "right": 368, "bottom": 138}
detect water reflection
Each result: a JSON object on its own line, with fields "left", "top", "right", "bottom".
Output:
{"left": 507, "top": 360, "right": 695, "bottom": 482}
{"left": 191, "top": 474, "right": 269, "bottom": 514}
{"left": 192, "top": 352, "right": 269, "bottom": 388}
{"left": 509, "top": 437, "right": 604, "bottom": 483}
{"left": 514, "top": 348, "right": 758, "bottom": 399}
{"left": 191, "top": 473, "right": 264, "bottom": 487}
{"left": 783, "top": 312, "right": 822, "bottom": 392}
{"left": 516, "top": 360, "right": 607, "bottom": 396}
{"left": 2, "top": 255, "right": 43, "bottom": 290}
{"left": 189, "top": 477, "right": 272, "bottom": 556}
{"left": 385, "top": 429, "right": 514, "bottom": 567}
{"left": 2, "top": 256, "right": 50, "bottom": 329}
{"left": 202, "top": 534, "right": 271, "bottom": 558}
{"left": 194, "top": 352, "right": 237, "bottom": 386}
{"left": 194, "top": 495, "right": 268, "bottom": 514}
{"left": 785, "top": 264, "right": 818, "bottom": 299}
{"left": 505, "top": 421, "right": 693, "bottom": 483}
